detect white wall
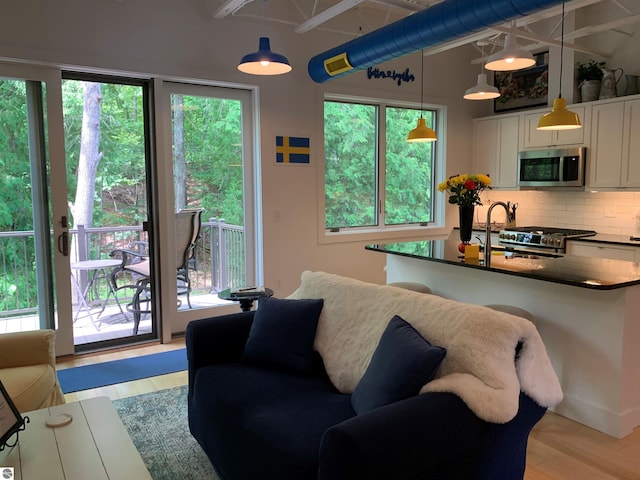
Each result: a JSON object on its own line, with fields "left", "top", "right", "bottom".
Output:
{"left": 0, "top": 0, "right": 481, "bottom": 296}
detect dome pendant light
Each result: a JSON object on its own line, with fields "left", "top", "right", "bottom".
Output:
{"left": 484, "top": 29, "right": 535, "bottom": 72}
{"left": 237, "top": 0, "right": 292, "bottom": 76}
{"left": 537, "top": 1, "right": 581, "bottom": 131}
{"left": 237, "top": 37, "right": 292, "bottom": 75}
{"left": 464, "top": 43, "right": 500, "bottom": 100}
{"left": 407, "top": 50, "right": 437, "bottom": 143}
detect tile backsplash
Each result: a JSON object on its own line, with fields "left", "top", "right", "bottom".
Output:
{"left": 477, "top": 190, "right": 640, "bottom": 236}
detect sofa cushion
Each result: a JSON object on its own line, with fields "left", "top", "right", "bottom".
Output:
{"left": 0, "top": 364, "right": 57, "bottom": 412}
{"left": 191, "top": 363, "right": 354, "bottom": 479}
{"left": 242, "top": 297, "right": 324, "bottom": 373}
{"left": 351, "top": 315, "right": 446, "bottom": 414}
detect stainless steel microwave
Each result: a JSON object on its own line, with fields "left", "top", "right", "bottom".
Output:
{"left": 517, "top": 147, "right": 586, "bottom": 188}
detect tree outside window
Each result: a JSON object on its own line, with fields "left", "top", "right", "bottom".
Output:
{"left": 324, "top": 99, "right": 436, "bottom": 230}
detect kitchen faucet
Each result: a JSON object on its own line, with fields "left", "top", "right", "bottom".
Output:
{"left": 485, "top": 201, "right": 510, "bottom": 267}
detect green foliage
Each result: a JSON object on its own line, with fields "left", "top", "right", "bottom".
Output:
{"left": 576, "top": 60, "right": 606, "bottom": 83}
{"left": 0, "top": 80, "right": 33, "bottom": 231}
{"left": 0, "top": 78, "right": 248, "bottom": 311}
{"left": 324, "top": 101, "right": 435, "bottom": 229}
{"left": 324, "top": 101, "right": 377, "bottom": 228}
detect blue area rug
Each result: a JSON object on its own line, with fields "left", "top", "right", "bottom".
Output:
{"left": 58, "top": 348, "right": 188, "bottom": 393}
{"left": 114, "top": 385, "right": 218, "bottom": 480}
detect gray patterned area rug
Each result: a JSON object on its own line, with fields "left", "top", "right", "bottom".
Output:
{"left": 113, "top": 385, "right": 220, "bottom": 480}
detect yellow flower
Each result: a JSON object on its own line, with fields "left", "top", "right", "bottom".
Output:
{"left": 439, "top": 173, "right": 491, "bottom": 207}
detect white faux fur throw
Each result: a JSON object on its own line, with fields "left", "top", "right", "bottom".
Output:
{"left": 288, "top": 271, "right": 563, "bottom": 424}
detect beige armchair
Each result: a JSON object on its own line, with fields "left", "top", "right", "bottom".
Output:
{"left": 0, "top": 329, "right": 65, "bottom": 412}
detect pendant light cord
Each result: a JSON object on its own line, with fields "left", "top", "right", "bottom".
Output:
{"left": 419, "top": 50, "right": 424, "bottom": 118}
{"left": 558, "top": 1, "right": 565, "bottom": 99}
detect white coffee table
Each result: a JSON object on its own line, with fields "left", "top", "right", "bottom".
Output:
{"left": 0, "top": 396, "right": 151, "bottom": 480}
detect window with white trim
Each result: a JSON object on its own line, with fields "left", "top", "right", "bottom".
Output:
{"left": 324, "top": 98, "right": 439, "bottom": 232}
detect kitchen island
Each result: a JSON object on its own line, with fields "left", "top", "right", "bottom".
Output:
{"left": 366, "top": 235, "right": 640, "bottom": 438}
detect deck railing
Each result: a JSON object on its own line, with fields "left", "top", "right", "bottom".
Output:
{"left": 0, "top": 218, "right": 245, "bottom": 317}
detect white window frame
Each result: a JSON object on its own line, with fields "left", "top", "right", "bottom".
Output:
{"left": 318, "top": 93, "right": 448, "bottom": 245}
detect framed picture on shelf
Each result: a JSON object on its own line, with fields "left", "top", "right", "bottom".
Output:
{"left": 0, "top": 380, "right": 24, "bottom": 449}
{"left": 494, "top": 51, "right": 549, "bottom": 113}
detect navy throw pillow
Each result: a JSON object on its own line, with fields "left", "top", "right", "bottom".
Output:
{"left": 351, "top": 315, "right": 447, "bottom": 414}
{"left": 242, "top": 296, "right": 324, "bottom": 373}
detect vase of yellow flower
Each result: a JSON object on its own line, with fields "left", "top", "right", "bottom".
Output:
{"left": 438, "top": 174, "right": 491, "bottom": 244}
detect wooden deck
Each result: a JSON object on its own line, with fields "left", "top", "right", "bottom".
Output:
{"left": 0, "top": 292, "right": 231, "bottom": 345}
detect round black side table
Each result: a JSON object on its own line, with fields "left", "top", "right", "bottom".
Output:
{"left": 218, "top": 287, "right": 274, "bottom": 312}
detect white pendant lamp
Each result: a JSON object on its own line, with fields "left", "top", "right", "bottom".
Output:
{"left": 464, "top": 73, "right": 500, "bottom": 100}
{"left": 464, "top": 43, "right": 500, "bottom": 100}
{"left": 484, "top": 31, "right": 535, "bottom": 72}
{"left": 237, "top": 0, "right": 292, "bottom": 76}
{"left": 407, "top": 50, "right": 437, "bottom": 143}
{"left": 537, "top": 1, "right": 582, "bottom": 131}
{"left": 237, "top": 37, "right": 292, "bottom": 75}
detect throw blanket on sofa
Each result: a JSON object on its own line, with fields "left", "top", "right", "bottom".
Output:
{"left": 288, "top": 271, "right": 563, "bottom": 423}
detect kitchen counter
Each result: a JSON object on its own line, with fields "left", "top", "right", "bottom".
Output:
{"left": 366, "top": 234, "right": 640, "bottom": 290}
{"left": 568, "top": 232, "right": 640, "bottom": 247}
{"left": 369, "top": 233, "right": 640, "bottom": 439}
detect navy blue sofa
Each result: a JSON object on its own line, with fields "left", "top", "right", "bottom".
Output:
{"left": 186, "top": 310, "right": 547, "bottom": 480}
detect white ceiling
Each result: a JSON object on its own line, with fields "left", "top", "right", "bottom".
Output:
{"left": 210, "top": 0, "right": 640, "bottom": 62}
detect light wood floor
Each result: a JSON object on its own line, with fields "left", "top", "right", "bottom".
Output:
{"left": 56, "top": 339, "right": 640, "bottom": 479}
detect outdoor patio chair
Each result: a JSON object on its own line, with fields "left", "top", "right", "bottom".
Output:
{"left": 109, "top": 208, "right": 203, "bottom": 334}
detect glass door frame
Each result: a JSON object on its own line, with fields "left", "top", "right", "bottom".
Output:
{"left": 153, "top": 79, "right": 262, "bottom": 342}
{"left": 62, "top": 71, "right": 160, "bottom": 352}
{"left": 0, "top": 62, "right": 75, "bottom": 356}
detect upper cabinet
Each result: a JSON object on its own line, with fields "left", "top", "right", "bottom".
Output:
{"left": 472, "top": 115, "right": 519, "bottom": 189}
{"left": 522, "top": 106, "right": 586, "bottom": 148}
{"left": 588, "top": 98, "right": 640, "bottom": 189}
{"left": 472, "top": 94, "right": 640, "bottom": 192}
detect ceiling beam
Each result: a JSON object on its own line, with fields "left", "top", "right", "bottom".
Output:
{"left": 562, "top": 14, "right": 640, "bottom": 40}
{"left": 213, "top": 0, "right": 254, "bottom": 19}
{"left": 489, "top": 25, "right": 610, "bottom": 58}
{"left": 295, "top": 0, "right": 367, "bottom": 33}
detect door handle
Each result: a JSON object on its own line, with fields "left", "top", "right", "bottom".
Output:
{"left": 58, "top": 231, "right": 69, "bottom": 256}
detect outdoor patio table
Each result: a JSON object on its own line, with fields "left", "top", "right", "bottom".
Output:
{"left": 71, "top": 259, "right": 125, "bottom": 329}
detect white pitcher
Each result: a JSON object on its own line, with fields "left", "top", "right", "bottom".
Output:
{"left": 599, "top": 67, "right": 623, "bottom": 99}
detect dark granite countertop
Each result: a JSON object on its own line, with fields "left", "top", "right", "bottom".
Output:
{"left": 566, "top": 233, "right": 640, "bottom": 247}
{"left": 366, "top": 234, "right": 640, "bottom": 290}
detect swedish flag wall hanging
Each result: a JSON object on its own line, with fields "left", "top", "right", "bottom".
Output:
{"left": 276, "top": 136, "right": 310, "bottom": 164}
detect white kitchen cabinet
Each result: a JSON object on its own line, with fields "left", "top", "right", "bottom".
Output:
{"left": 588, "top": 98, "right": 640, "bottom": 189}
{"left": 621, "top": 99, "right": 640, "bottom": 187}
{"left": 472, "top": 115, "right": 519, "bottom": 189}
{"left": 566, "top": 241, "right": 639, "bottom": 262}
{"left": 522, "top": 106, "right": 586, "bottom": 148}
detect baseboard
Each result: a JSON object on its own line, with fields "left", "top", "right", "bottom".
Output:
{"left": 551, "top": 393, "right": 640, "bottom": 439}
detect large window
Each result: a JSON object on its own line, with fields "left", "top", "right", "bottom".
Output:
{"left": 324, "top": 98, "right": 438, "bottom": 231}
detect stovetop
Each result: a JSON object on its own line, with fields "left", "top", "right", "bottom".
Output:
{"left": 502, "top": 226, "right": 597, "bottom": 236}
{"left": 499, "top": 226, "right": 597, "bottom": 251}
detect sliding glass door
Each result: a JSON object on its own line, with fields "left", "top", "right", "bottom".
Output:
{"left": 0, "top": 64, "right": 260, "bottom": 352}
{"left": 156, "top": 82, "right": 260, "bottom": 336}
{"left": 0, "top": 65, "right": 76, "bottom": 354}
{"left": 61, "top": 73, "right": 157, "bottom": 350}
